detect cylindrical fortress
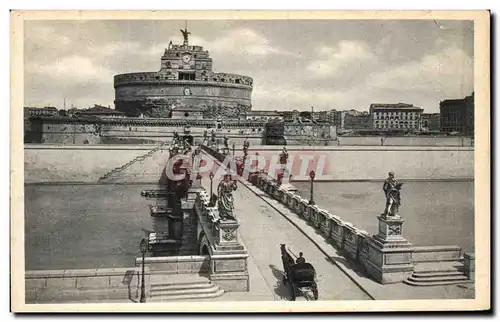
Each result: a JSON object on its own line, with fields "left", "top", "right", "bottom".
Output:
{"left": 114, "top": 29, "right": 253, "bottom": 119}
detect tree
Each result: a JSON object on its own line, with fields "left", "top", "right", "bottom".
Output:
{"left": 299, "top": 111, "right": 312, "bottom": 120}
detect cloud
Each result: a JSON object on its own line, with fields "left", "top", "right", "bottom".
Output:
{"left": 25, "top": 25, "right": 73, "bottom": 46}
{"left": 209, "top": 28, "right": 294, "bottom": 57}
{"left": 22, "top": 20, "right": 474, "bottom": 113}
{"left": 306, "top": 41, "right": 377, "bottom": 77}
{"left": 27, "top": 55, "right": 115, "bottom": 84}
{"left": 252, "top": 83, "right": 347, "bottom": 111}
{"left": 367, "top": 46, "right": 473, "bottom": 98}
{"left": 143, "top": 28, "right": 294, "bottom": 60}
{"left": 90, "top": 41, "right": 142, "bottom": 57}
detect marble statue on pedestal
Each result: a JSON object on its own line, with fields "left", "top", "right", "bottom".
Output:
{"left": 217, "top": 173, "right": 238, "bottom": 221}
{"left": 202, "top": 130, "right": 208, "bottom": 145}
{"left": 243, "top": 137, "right": 250, "bottom": 157}
{"left": 382, "top": 172, "right": 403, "bottom": 217}
{"left": 279, "top": 147, "right": 289, "bottom": 168}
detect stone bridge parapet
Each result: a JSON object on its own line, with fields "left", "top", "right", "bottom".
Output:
{"left": 200, "top": 144, "right": 471, "bottom": 285}
{"left": 192, "top": 185, "right": 249, "bottom": 292}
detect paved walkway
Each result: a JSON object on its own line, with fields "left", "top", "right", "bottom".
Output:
{"left": 200, "top": 151, "right": 474, "bottom": 301}
{"left": 200, "top": 175, "right": 372, "bottom": 301}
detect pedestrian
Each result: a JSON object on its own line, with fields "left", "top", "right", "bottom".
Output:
{"left": 296, "top": 252, "right": 306, "bottom": 264}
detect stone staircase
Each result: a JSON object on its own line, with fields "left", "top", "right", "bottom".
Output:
{"left": 404, "top": 260, "right": 472, "bottom": 286}
{"left": 404, "top": 246, "right": 473, "bottom": 286}
{"left": 98, "top": 143, "right": 170, "bottom": 183}
{"left": 149, "top": 274, "right": 224, "bottom": 301}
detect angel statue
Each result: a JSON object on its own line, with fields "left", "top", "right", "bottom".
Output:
{"left": 383, "top": 172, "right": 403, "bottom": 217}
{"left": 217, "top": 173, "right": 238, "bottom": 221}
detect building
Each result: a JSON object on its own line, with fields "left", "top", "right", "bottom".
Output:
{"left": 343, "top": 112, "right": 371, "bottom": 131}
{"left": 439, "top": 93, "right": 474, "bottom": 136}
{"left": 421, "top": 113, "right": 441, "bottom": 132}
{"left": 282, "top": 110, "right": 299, "bottom": 122}
{"left": 74, "top": 105, "right": 127, "bottom": 118}
{"left": 114, "top": 27, "right": 253, "bottom": 118}
{"left": 264, "top": 121, "right": 336, "bottom": 145}
{"left": 245, "top": 110, "right": 283, "bottom": 122}
{"left": 24, "top": 106, "right": 59, "bottom": 117}
{"left": 369, "top": 103, "right": 423, "bottom": 131}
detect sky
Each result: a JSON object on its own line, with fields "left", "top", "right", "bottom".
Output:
{"left": 23, "top": 19, "right": 474, "bottom": 113}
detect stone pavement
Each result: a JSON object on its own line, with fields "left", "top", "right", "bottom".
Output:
{"left": 236, "top": 176, "right": 475, "bottom": 300}
{"left": 198, "top": 150, "right": 474, "bottom": 301}
{"left": 200, "top": 174, "right": 372, "bottom": 301}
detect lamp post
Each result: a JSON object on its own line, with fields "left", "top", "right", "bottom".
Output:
{"left": 309, "top": 170, "right": 315, "bottom": 205}
{"left": 139, "top": 238, "right": 149, "bottom": 303}
{"left": 209, "top": 171, "right": 214, "bottom": 205}
{"left": 232, "top": 142, "right": 236, "bottom": 156}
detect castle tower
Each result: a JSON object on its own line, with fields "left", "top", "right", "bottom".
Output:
{"left": 114, "top": 27, "right": 253, "bottom": 119}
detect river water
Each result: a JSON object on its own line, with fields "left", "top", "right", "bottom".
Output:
{"left": 293, "top": 181, "right": 474, "bottom": 253}
{"left": 24, "top": 181, "right": 474, "bottom": 270}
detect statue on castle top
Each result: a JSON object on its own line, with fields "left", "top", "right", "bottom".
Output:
{"left": 217, "top": 173, "right": 238, "bottom": 221}
{"left": 180, "top": 28, "right": 191, "bottom": 45}
{"left": 383, "top": 172, "right": 403, "bottom": 217}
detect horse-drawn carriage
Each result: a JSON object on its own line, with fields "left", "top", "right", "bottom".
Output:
{"left": 280, "top": 244, "right": 319, "bottom": 301}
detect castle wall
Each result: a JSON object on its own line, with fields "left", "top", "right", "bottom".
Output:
{"left": 28, "top": 118, "right": 266, "bottom": 145}
{"left": 39, "top": 123, "right": 101, "bottom": 145}
{"left": 115, "top": 82, "right": 252, "bottom": 101}
{"left": 114, "top": 76, "right": 253, "bottom": 117}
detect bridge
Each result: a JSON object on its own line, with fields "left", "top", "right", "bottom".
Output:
{"left": 25, "top": 142, "right": 475, "bottom": 303}
{"left": 129, "top": 142, "right": 474, "bottom": 301}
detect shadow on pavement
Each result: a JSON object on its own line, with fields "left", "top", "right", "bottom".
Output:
{"left": 325, "top": 255, "right": 371, "bottom": 281}
{"left": 269, "top": 264, "right": 291, "bottom": 300}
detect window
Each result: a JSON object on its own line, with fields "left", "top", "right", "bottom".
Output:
{"left": 235, "top": 79, "right": 240, "bottom": 84}
{"left": 179, "top": 72, "right": 195, "bottom": 80}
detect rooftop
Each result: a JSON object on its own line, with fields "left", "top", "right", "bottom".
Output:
{"left": 370, "top": 103, "right": 419, "bottom": 108}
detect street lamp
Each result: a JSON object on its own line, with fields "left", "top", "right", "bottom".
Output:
{"left": 232, "top": 142, "right": 236, "bottom": 156}
{"left": 209, "top": 171, "right": 214, "bottom": 206}
{"left": 309, "top": 170, "right": 316, "bottom": 205}
{"left": 139, "top": 238, "right": 149, "bottom": 303}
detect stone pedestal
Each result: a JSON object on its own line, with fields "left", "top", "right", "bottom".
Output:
{"left": 209, "top": 219, "right": 249, "bottom": 292}
{"left": 167, "top": 212, "right": 184, "bottom": 241}
{"left": 215, "top": 220, "right": 240, "bottom": 247}
{"left": 363, "top": 215, "right": 414, "bottom": 284}
{"left": 464, "top": 252, "right": 475, "bottom": 280}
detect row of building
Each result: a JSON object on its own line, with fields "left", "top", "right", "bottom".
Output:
{"left": 244, "top": 92, "right": 474, "bottom": 136}
{"left": 25, "top": 92, "right": 474, "bottom": 137}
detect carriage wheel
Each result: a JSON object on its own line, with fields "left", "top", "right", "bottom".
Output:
{"left": 290, "top": 285, "right": 296, "bottom": 301}
{"left": 312, "top": 283, "right": 319, "bottom": 300}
